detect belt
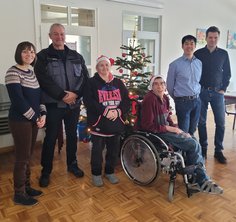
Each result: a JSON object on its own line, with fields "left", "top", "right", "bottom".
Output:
{"left": 203, "top": 86, "right": 219, "bottom": 91}
{"left": 175, "top": 95, "right": 198, "bottom": 100}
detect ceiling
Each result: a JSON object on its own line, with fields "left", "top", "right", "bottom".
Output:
{"left": 106, "top": 0, "right": 164, "bottom": 9}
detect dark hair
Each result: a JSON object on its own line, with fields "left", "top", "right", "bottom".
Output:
{"left": 14, "top": 41, "right": 36, "bottom": 66}
{"left": 206, "top": 26, "right": 220, "bottom": 37}
{"left": 181, "top": 35, "right": 197, "bottom": 45}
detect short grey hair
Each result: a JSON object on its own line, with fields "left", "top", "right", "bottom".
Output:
{"left": 49, "top": 23, "right": 65, "bottom": 34}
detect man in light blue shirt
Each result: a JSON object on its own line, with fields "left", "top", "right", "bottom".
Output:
{"left": 167, "top": 35, "right": 202, "bottom": 136}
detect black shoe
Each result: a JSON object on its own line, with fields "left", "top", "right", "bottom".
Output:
{"left": 26, "top": 187, "right": 43, "bottom": 197}
{"left": 201, "top": 147, "right": 207, "bottom": 159}
{"left": 214, "top": 152, "right": 227, "bottom": 164}
{"left": 68, "top": 164, "right": 84, "bottom": 178}
{"left": 39, "top": 174, "right": 50, "bottom": 187}
{"left": 14, "top": 193, "right": 38, "bottom": 206}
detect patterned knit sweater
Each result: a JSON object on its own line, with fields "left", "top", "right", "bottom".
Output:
{"left": 5, "top": 66, "right": 46, "bottom": 122}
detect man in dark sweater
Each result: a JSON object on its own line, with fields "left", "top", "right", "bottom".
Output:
{"left": 34, "top": 23, "right": 89, "bottom": 187}
{"left": 194, "top": 26, "right": 231, "bottom": 163}
{"left": 141, "top": 75, "right": 223, "bottom": 194}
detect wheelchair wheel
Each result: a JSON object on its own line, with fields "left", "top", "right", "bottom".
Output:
{"left": 168, "top": 181, "right": 175, "bottom": 202}
{"left": 121, "top": 134, "right": 161, "bottom": 186}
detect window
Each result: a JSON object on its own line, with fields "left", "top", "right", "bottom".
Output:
{"left": 123, "top": 13, "right": 161, "bottom": 75}
{"left": 66, "top": 35, "right": 91, "bottom": 65}
{"left": 41, "top": 4, "right": 68, "bottom": 25}
{"left": 41, "top": 4, "right": 95, "bottom": 27}
{"left": 123, "top": 14, "right": 160, "bottom": 32}
{"left": 71, "top": 8, "right": 95, "bottom": 27}
{"left": 143, "top": 17, "right": 159, "bottom": 32}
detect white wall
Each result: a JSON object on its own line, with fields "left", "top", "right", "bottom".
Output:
{"left": 0, "top": 0, "right": 235, "bottom": 86}
{"left": 161, "top": 0, "right": 236, "bottom": 91}
{"left": 0, "top": 0, "right": 236, "bottom": 147}
{"left": 0, "top": 0, "right": 35, "bottom": 148}
{"left": 0, "top": 0, "right": 35, "bottom": 83}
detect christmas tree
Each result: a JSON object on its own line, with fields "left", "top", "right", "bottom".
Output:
{"left": 77, "top": 103, "right": 91, "bottom": 143}
{"left": 115, "top": 36, "right": 152, "bottom": 98}
{"left": 114, "top": 33, "right": 153, "bottom": 127}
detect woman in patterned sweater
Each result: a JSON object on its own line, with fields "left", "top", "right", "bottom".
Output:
{"left": 5, "top": 42, "right": 46, "bottom": 206}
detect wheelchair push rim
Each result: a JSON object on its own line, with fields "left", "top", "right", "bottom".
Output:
{"left": 120, "top": 134, "right": 161, "bottom": 186}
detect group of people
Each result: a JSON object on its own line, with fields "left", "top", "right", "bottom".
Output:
{"left": 5, "top": 23, "right": 229, "bottom": 206}
{"left": 167, "top": 26, "right": 231, "bottom": 164}
{"left": 5, "top": 23, "right": 129, "bottom": 206}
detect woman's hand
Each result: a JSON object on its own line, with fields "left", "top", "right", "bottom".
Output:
{"left": 37, "top": 115, "right": 46, "bottom": 128}
{"left": 106, "top": 109, "right": 118, "bottom": 121}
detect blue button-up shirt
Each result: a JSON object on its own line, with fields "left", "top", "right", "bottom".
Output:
{"left": 167, "top": 55, "right": 202, "bottom": 98}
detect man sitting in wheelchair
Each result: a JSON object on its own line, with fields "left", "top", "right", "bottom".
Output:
{"left": 140, "top": 75, "right": 223, "bottom": 195}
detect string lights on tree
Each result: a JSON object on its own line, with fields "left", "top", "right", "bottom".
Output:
{"left": 114, "top": 27, "right": 153, "bottom": 127}
{"left": 78, "top": 103, "right": 91, "bottom": 143}
{"left": 115, "top": 29, "right": 152, "bottom": 98}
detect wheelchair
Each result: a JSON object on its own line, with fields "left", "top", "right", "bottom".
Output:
{"left": 120, "top": 100, "right": 198, "bottom": 202}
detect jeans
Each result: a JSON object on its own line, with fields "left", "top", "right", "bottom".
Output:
{"left": 90, "top": 134, "right": 121, "bottom": 176}
{"left": 175, "top": 97, "right": 201, "bottom": 135}
{"left": 158, "top": 132, "right": 209, "bottom": 184}
{"left": 198, "top": 89, "right": 225, "bottom": 152}
{"left": 9, "top": 121, "right": 38, "bottom": 194}
{"left": 41, "top": 104, "right": 80, "bottom": 175}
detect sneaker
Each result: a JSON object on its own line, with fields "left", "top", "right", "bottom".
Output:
{"left": 188, "top": 180, "right": 223, "bottom": 195}
{"left": 92, "top": 175, "right": 103, "bottom": 187}
{"left": 105, "top": 174, "right": 119, "bottom": 184}
{"left": 201, "top": 147, "right": 207, "bottom": 159}
{"left": 39, "top": 174, "right": 50, "bottom": 187}
{"left": 68, "top": 165, "right": 84, "bottom": 178}
{"left": 214, "top": 152, "right": 227, "bottom": 164}
{"left": 14, "top": 193, "right": 38, "bottom": 206}
{"left": 26, "top": 187, "right": 43, "bottom": 197}
{"left": 200, "top": 180, "right": 223, "bottom": 194}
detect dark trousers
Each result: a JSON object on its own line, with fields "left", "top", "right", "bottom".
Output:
{"left": 9, "top": 120, "right": 38, "bottom": 194}
{"left": 175, "top": 97, "right": 201, "bottom": 135}
{"left": 41, "top": 104, "right": 80, "bottom": 175}
{"left": 198, "top": 89, "right": 225, "bottom": 152}
{"left": 91, "top": 134, "right": 121, "bottom": 176}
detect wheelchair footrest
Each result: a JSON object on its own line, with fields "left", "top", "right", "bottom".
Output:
{"left": 179, "top": 165, "right": 196, "bottom": 175}
{"left": 186, "top": 183, "right": 201, "bottom": 197}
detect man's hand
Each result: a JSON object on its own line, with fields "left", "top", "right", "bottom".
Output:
{"left": 165, "top": 125, "right": 191, "bottom": 137}
{"left": 63, "top": 91, "right": 78, "bottom": 105}
{"left": 165, "top": 125, "right": 183, "bottom": 134}
{"left": 218, "top": 90, "right": 225, "bottom": 94}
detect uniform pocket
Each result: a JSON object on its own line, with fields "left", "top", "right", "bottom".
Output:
{"left": 74, "top": 64, "right": 82, "bottom": 77}
{"left": 72, "top": 62, "right": 82, "bottom": 77}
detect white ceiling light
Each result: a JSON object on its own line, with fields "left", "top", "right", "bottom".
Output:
{"left": 106, "top": 0, "right": 164, "bottom": 9}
